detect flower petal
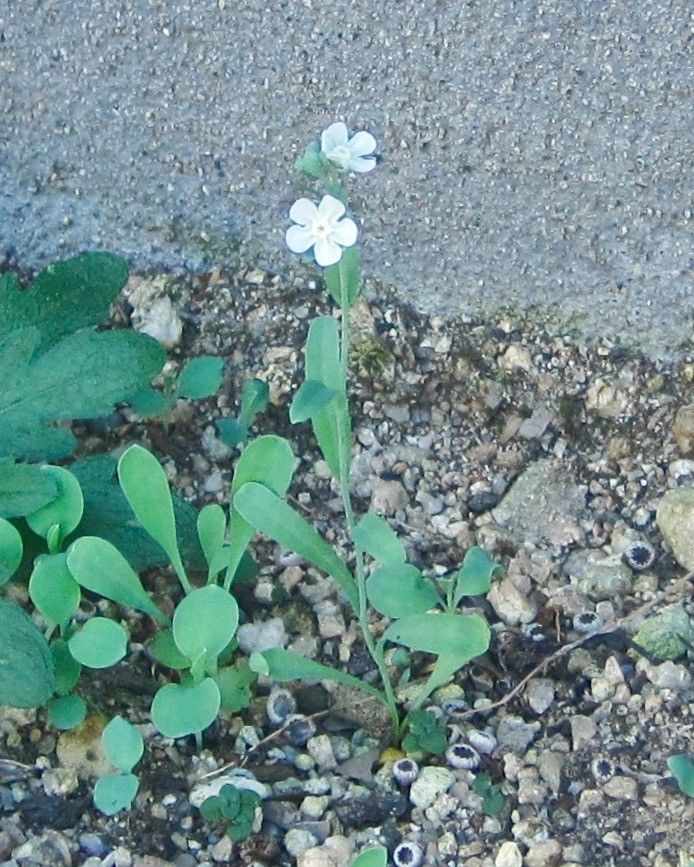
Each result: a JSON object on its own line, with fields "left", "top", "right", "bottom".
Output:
{"left": 289, "top": 198, "right": 318, "bottom": 226}
{"left": 317, "top": 194, "right": 346, "bottom": 223}
{"left": 348, "top": 130, "right": 377, "bottom": 157}
{"left": 321, "top": 121, "right": 349, "bottom": 154}
{"left": 314, "top": 238, "right": 343, "bottom": 267}
{"left": 286, "top": 225, "right": 315, "bottom": 254}
{"left": 349, "top": 156, "right": 377, "bottom": 174}
{"left": 330, "top": 217, "right": 358, "bottom": 247}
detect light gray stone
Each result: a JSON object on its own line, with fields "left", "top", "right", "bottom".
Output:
{"left": 409, "top": 765, "right": 455, "bottom": 810}
{"left": 656, "top": 487, "right": 694, "bottom": 570}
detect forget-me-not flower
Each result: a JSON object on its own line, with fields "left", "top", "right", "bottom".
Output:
{"left": 285, "top": 194, "right": 358, "bottom": 267}
{"left": 320, "top": 122, "right": 377, "bottom": 173}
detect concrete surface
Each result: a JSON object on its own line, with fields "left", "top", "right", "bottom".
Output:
{"left": 1, "top": 0, "right": 691, "bottom": 354}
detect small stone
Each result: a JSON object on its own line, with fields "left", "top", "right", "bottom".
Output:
{"left": 657, "top": 487, "right": 694, "bottom": 570}
{"left": 570, "top": 715, "right": 596, "bottom": 750}
{"left": 525, "top": 839, "right": 563, "bottom": 867}
{"left": 602, "top": 775, "right": 637, "bottom": 801}
{"left": 499, "top": 344, "right": 532, "bottom": 371}
{"left": 496, "top": 715, "right": 541, "bottom": 752}
{"left": 495, "top": 841, "right": 523, "bottom": 867}
{"left": 633, "top": 603, "right": 692, "bottom": 661}
{"left": 645, "top": 660, "right": 691, "bottom": 691}
{"left": 201, "top": 426, "right": 232, "bottom": 462}
{"left": 301, "top": 795, "right": 330, "bottom": 819}
{"left": 538, "top": 750, "right": 563, "bottom": 793}
{"left": 565, "top": 551, "right": 632, "bottom": 600}
{"left": 673, "top": 404, "right": 694, "bottom": 455}
{"left": 585, "top": 379, "right": 628, "bottom": 418}
{"left": 210, "top": 835, "right": 233, "bottom": 862}
{"left": 409, "top": 766, "right": 455, "bottom": 809}
{"left": 333, "top": 790, "right": 408, "bottom": 827}
{"left": 284, "top": 828, "right": 319, "bottom": 858}
{"left": 297, "top": 836, "right": 353, "bottom": 867}
{"left": 306, "top": 735, "right": 337, "bottom": 771}
{"left": 488, "top": 576, "right": 537, "bottom": 625}
{"left": 518, "top": 406, "right": 554, "bottom": 440}
{"left": 134, "top": 295, "right": 182, "bottom": 348}
{"left": 314, "top": 600, "right": 345, "bottom": 639}
{"left": 371, "top": 479, "right": 409, "bottom": 514}
{"left": 622, "top": 540, "right": 655, "bottom": 571}
{"left": 236, "top": 617, "right": 287, "bottom": 655}
{"left": 526, "top": 678, "right": 555, "bottom": 714}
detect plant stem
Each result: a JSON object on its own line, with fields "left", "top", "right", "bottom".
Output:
{"left": 336, "top": 264, "right": 400, "bottom": 742}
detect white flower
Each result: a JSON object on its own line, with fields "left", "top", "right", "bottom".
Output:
{"left": 285, "top": 195, "right": 358, "bottom": 267}
{"left": 320, "top": 121, "right": 377, "bottom": 173}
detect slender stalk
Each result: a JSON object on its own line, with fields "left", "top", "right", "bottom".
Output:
{"left": 336, "top": 263, "right": 400, "bottom": 741}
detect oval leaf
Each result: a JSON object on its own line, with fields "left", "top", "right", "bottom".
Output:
{"left": 102, "top": 715, "right": 144, "bottom": 773}
{"left": 0, "top": 517, "right": 23, "bottom": 585}
{"left": 197, "top": 504, "right": 227, "bottom": 574}
{"left": 0, "top": 460, "right": 59, "bottom": 519}
{"left": 93, "top": 772, "right": 139, "bottom": 816}
{"left": 68, "top": 617, "right": 128, "bottom": 669}
{"left": 667, "top": 755, "right": 694, "bottom": 798}
{"left": 178, "top": 356, "right": 225, "bottom": 400}
{"left": 353, "top": 511, "right": 406, "bottom": 565}
{"left": 173, "top": 585, "right": 239, "bottom": 662}
{"left": 26, "top": 465, "right": 84, "bottom": 544}
{"left": 67, "top": 536, "right": 168, "bottom": 624}
{"left": 117, "top": 445, "right": 187, "bottom": 583}
{"left": 366, "top": 564, "right": 440, "bottom": 619}
{"left": 0, "top": 599, "right": 55, "bottom": 707}
{"left": 51, "top": 639, "right": 82, "bottom": 695}
{"left": 151, "top": 679, "right": 221, "bottom": 738}
{"left": 289, "top": 380, "right": 338, "bottom": 424}
{"left": 383, "top": 612, "right": 491, "bottom": 662}
{"left": 234, "top": 482, "right": 358, "bottom": 611}
{"left": 29, "top": 553, "right": 81, "bottom": 627}
{"left": 47, "top": 694, "right": 87, "bottom": 730}
{"left": 454, "top": 546, "right": 503, "bottom": 605}
{"left": 350, "top": 847, "right": 387, "bottom": 867}
{"left": 149, "top": 629, "right": 191, "bottom": 670}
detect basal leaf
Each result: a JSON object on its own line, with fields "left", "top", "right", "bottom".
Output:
{"left": 0, "top": 460, "right": 58, "bottom": 518}
{"left": 50, "top": 639, "right": 82, "bottom": 695}
{"left": 324, "top": 247, "right": 360, "bottom": 307}
{"left": 68, "top": 617, "right": 128, "bottom": 669}
{"left": 178, "top": 356, "right": 225, "bottom": 400}
{"left": 0, "top": 517, "right": 23, "bottom": 585}
{"left": 454, "top": 546, "right": 503, "bottom": 605}
{"left": 0, "top": 252, "right": 129, "bottom": 350}
{"left": 117, "top": 445, "right": 188, "bottom": 588}
{"left": 289, "top": 380, "right": 338, "bottom": 424}
{"left": 26, "top": 465, "right": 84, "bottom": 546}
{"left": 0, "top": 327, "right": 165, "bottom": 461}
{"left": 353, "top": 511, "right": 406, "bottom": 565}
{"left": 93, "top": 772, "right": 139, "bottom": 816}
{"left": 366, "top": 564, "right": 440, "bottom": 619}
{"left": 47, "top": 694, "right": 87, "bottom": 730}
{"left": 102, "top": 716, "right": 144, "bottom": 773}
{"left": 67, "top": 454, "right": 205, "bottom": 572}
{"left": 0, "top": 598, "right": 55, "bottom": 707}
{"left": 149, "top": 629, "right": 191, "bottom": 670}
{"left": 384, "top": 612, "right": 491, "bottom": 660}
{"left": 197, "top": 504, "right": 227, "bottom": 578}
{"left": 66, "top": 536, "right": 168, "bottom": 624}
{"left": 173, "top": 586, "right": 239, "bottom": 662}
{"left": 151, "top": 678, "right": 221, "bottom": 738}
{"left": 234, "top": 482, "right": 358, "bottom": 611}
{"left": 29, "top": 553, "right": 81, "bottom": 628}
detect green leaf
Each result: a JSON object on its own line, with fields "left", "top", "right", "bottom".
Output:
{"left": 0, "top": 517, "right": 23, "bottom": 585}
{"left": 353, "top": 511, "right": 406, "bottom": 565}
{"left": 93, "top": 772, "right": 139, "bottom": 816}
{"left": 454, "top": 547, "right": 503, "bottom": 605}
{"left": 173, "top": 585, "right": 239, "bottom": 663}
{"left": 249, "top": 648, "right": 386, "bottom": 704}
{"left": 117, "top": 445, "right": 188, "bottom": 589}
{"left": 234, "top": 482, "right": 358, "bottom": 611}
{"left": 226, "top": 435, "right": 295, "bottom": 584}
{"left": 668, "top": 755, "right": 694, "bottom": 798}
{"left": 151, "top": 678, "right": 221, "bottom": 738}
{"left": 0, "top": 327, "right": 165, "bottom": 462}
{"left": 66, "top": 536, "right": 168, "bottom": 624}
{"left": 0, "top": 252, "right": 129, "bottom": 350}
{"left": 384, "top": 612, "right": 490, "bottom": 659}
{"left": 50, "top": 639, "right": 82, "bottom": 695}
{"left": 68, "top": 617, "right": 128, "bottom": 669}
{"left": 304, "top": 316, "right": 351, "bottom": 480}
{"left": 29, "top": 553, "right": 81, "bottom": 628}
{"left": 200, "top": 794, "right": 224, "bottom": 823}
{"left": 366, "top": 564, "right": 440, "bottom": 619}
{"left": 129, "top": 387, "right": 174, "bottom": 418}
{"left": 401, "top": 708, "right": 448, "bottom": 755}
{"left": 178, "top": 356, "right": 225, "bottom": 400}
{"left": 289, "top": 380, "right": 338, "bottom": 424}
{"left": 350, "top": 847, "right": 388, "bottom": 867}
{"left": 0, "top": 460, "right": 59, "bottom": 518}
{"left": 216, "top": 378, "right": 269, "bottom": 447}
{"left": 197, "top": 504, "right": 227, "bottom": 577}
{"left": 102, "top": 716, "right": 144, "bottom": 773}
{"left": 149, "top": 629, "right": 191, "bottom": 670}
{"left": 0, "top": 598, "right": 55, "bottom": 707}
{"left": 46, "top": 694, "right": 87, "bottom": 730}
{"left": 214, "top": 662, "right": 256, "bottom": 713}
{"left": 26, "top": 465, "right": 84, "bottom": 546}
{"left": 67, "top": 454, "right": 205, "bottom": 573}
{"left": 295, "top": 141, "right": 325, "bottom": 179}
{"left": 324, "top": 246, "right": 360, "bottom": 307}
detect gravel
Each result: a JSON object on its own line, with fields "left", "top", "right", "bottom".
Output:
{"left": 1, "top": 2, "right": 692, "bottom": 354}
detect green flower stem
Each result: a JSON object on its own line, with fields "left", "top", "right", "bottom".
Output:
{"left": 336, "top": 261, "right": 400, "bottom": 742}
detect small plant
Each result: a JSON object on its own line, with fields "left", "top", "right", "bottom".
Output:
{"left": 668, "top": 755, "right": 694, "bottom": 798}
{"left": 350, "top": 847, "right": 388, "bottom": 867}
{"left": 130, "top": 355, "right": 226, "bottom": 419}
{"left": 236, "top": 123, "right": 501, "bottom": 745}
{"left": 94, "top": 716, "right": 145, "bottom": 815}
{"left": 200, "top": 783, "right": 260, "bottom": 843}
{"left": 215, "top": 377, "right": 270, "bottom": 447}
{"left": 400, "top": 709, "right": 448, "bottom": 756}
{"left": 472, "top": 771, "right": 506, "bottom": 817}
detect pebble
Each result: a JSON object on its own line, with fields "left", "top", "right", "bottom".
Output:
{"left": 496, "top": 716, "right": 541, "bottom": 752}
{"left": 409, "top": 766, "right": 455, "bottom": 809}
{"left": 526, "top": 678, "right": 555, "bottom": 714}
{"left": 133, "top": 295, "right": 182, "bottom": 348}
{"left": 495, "top": 841, "right": 523, "bottom": 867}
{"left": 236, "top": 617, "right": 287, "bottom": 655}
{"left": 314, "top": 600, "right": 346, "bottom": 639}
{"left": 284, "top": 829, "right": 319, "bottom": 858}
{"left": 525, "top": 839, "right": 563, "bottom": 867}
{"left": 634, "top": 603, "right": 692, "bottom": 661}
{"left": 488, "top": 576, "right": 537, "bottom": 625}
{"left": 602, "top": 775, "right": 638, "bottom": 801}
{"left": 656, "top": 487, "right": 694, "bottom": 570}
{"left": 370, "top": 478, "right": 409, "bottom": 514}
{"left": 297, "top": 836, "right": 353, "bottom": 867}
{"left": 570, "top": 715, "right": 597, "bottom": 750}
{"left": 645, "top": 660, "right": 691, "bottom": 692}
{"left": 673, "top": 403, "right": 694, "bottom": 455}
{"left": 566, "top": 551, "right": 632, "bottom": 599}
{"left": 306, "top": 735, "right": 337, "bottom": 771}
{"left": 301, "top": 795, "right": 330, "bottom": 819}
